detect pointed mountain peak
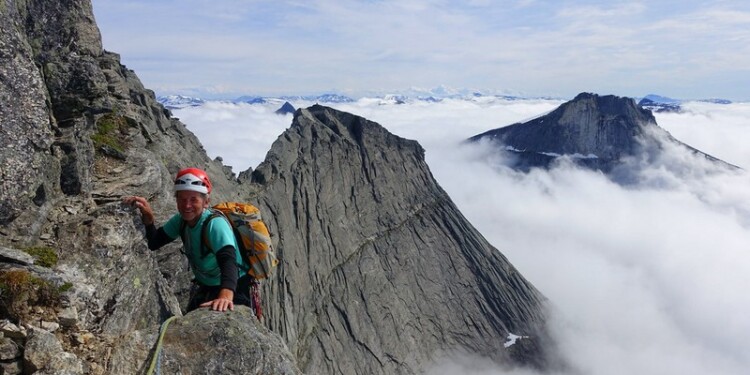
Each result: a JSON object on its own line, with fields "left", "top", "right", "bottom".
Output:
{"left": 252, "top": 105, "right": 555, "bottom": 372}
{"left": 274, "top": 101, "right": 296, "bottom": 115}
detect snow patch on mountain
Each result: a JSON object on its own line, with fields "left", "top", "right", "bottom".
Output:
{"left": 157, "top": 95, "right": 205, "bottom": 110}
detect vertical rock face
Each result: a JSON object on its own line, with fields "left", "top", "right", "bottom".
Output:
{"left": 0, "top": 1, "right": 259, "bottom": 373}
{"left": 0, "top": 0, "right": 58, "bottom": 225}
{"left": 1, "top": 0, "right": 245, "bottom": 311}
{"left": 0, "top": 0, "right": 555, "bottom": 373}
{"left": 253, "top": 106, "right": 552, "bottom": 374}
{"left": 469, "top": 93, "right": 734, "bottom": 174}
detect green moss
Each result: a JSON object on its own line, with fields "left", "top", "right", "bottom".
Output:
{"left": 22, "top": 246, "right": 59, "bottom": 268}
{"left": 58, "top": 282, "right": 74, "bottom": 293}
{"left": 92, "top": 113, "right": 129, "bottom": 153}
{"left": 43, "top": 62, "right": 58, "bottom": 79}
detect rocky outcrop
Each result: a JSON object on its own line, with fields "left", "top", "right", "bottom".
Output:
{"left": 469, "top": 92, "right": 734, "bottom": 175}
{"left": 0, "top": 0, "right": 259, "bottom": 373}
{"left": 0, "top": 0, "right": 556, "bottom": 373}
{"left": 154, "top": 307, "right": 300, "bottom": 374}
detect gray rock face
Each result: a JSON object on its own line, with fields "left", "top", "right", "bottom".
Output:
{"left": 0, "top": 2, "right": 57, "bottom": 225}
{"left": 253, "top": 106, "right": 553, "bottom": 374}
{"left": 0, "top": 336, "right": 21, "bottom": 360}
{"left": 105, "top": 307, "right": 301, "bottom": 375}
{"left": 0, "top": 0, "right": 556, "bottom": 373}
{"left": 470, "top": 92, "right": 735, "bottom": 174}
{"left": 0, "top": 0, "right": 263, "bottom": 372}
{"left": 156, "top": 307, "right": 301, "bottom": 375}
{"left": 0, "top": 247, "right": 35, "bottom": 266}
{"left": 23, "top": 328, "right": 84, "bottom": 374}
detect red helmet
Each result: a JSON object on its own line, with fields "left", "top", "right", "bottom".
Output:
{"left": 174, "top": 168, "right": 212, "bottom": 194}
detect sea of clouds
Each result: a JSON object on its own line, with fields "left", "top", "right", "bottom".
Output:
{"left": 174, "top": 97, "right": 750, "bottom": 375}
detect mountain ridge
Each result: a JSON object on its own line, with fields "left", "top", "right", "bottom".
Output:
{"left": 157, "top": 90, "right": 739, "bottom": 109}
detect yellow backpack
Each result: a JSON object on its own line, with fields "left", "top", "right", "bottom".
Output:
{"left": 201, "top": 202, "right": 279, "bottom": 280}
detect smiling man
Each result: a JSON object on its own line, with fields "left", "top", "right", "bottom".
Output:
{"left": 124, "top": 168, "right": 251, "bottom": 313}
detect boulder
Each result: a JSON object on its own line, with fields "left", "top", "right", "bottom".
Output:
{"left": 0, "top": 336, "right": 21, "bottom": 360}
{"left": 23, "top": 328, "right": 84, "bottom": 374}
{"left": 155, "top": 307, "right": 300, "bottom": 375}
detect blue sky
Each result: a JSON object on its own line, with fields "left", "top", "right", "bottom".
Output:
{"left": 92, "top": 0, "right": 750, "bottom": 100}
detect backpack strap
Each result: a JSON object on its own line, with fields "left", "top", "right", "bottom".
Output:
{"left": 191, "top": 208, "right": 253, "bottom": 273}
{"left": 198, "top": 209, "right": 226, "bottom": 258}
{"left": 235, "top": 227, "right": 253, "bottom": 273}
{"left": 201, "top": 210, "right": 254, "bottom": 275}
{"left": 179, "top": 209, "right": 226, "bottom": 259}
{"left": 179, "top": 220, "right": 187, "bottom": 255}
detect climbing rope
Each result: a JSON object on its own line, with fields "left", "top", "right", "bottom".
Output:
{"left": 146, "top": 316, "right": 178, "bottom": 375}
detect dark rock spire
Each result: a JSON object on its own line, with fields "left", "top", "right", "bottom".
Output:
{"left": 275, "top": 101, "right": 296, "bottom": 115}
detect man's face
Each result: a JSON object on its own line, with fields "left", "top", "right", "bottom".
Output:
{"left": 175, "top": 190, "right": 208, "bottom": 225}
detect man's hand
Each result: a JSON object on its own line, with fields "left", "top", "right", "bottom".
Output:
{"left": 200, "top": 288, "right": 235, "bottom": 312}
{"left": 122, "top": 196, "right": 155, "bottom": 225}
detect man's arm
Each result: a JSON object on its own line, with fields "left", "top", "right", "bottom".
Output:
{"left": 216, "top": 246, "right": 239, "bottom": 291}
{"left": 145, "top": 225, "right": 173, "bottom": 250}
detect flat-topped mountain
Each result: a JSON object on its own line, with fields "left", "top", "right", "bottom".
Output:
{"left": 469, "top": 92, "right": 735, "bottom": 175}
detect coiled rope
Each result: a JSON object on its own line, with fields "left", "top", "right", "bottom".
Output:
{"left": 146, "top": 316, "right": 178, "bottom": 375}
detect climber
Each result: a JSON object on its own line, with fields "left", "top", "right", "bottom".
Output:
{"left": 123, "top": 168, "right": 251, "bottom": 313}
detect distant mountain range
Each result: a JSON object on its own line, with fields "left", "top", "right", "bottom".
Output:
{"left": 155, "top": 86, "right": 540, "bottom": 109}
{"left": 233, "top": 93, "right": 356, "bottom": 104}
{"left": 158, "top": 90, "right": 735, "bottom": 111}
{"left": 637, "top": 94, "right": 733, "bottom": 113}
{"left": 158, "top": 95, "right": 205, "bottom": 110}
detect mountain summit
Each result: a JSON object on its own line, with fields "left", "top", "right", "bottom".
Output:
{"left": 469, "top": 92, "right": 733, "bottom": 175}
{"left": 253, "top": 105, "right": 554, "bottom": 373}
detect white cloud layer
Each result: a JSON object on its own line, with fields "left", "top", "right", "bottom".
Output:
{"left": 175, "top": 98, "right": 750, "bottom": 374}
